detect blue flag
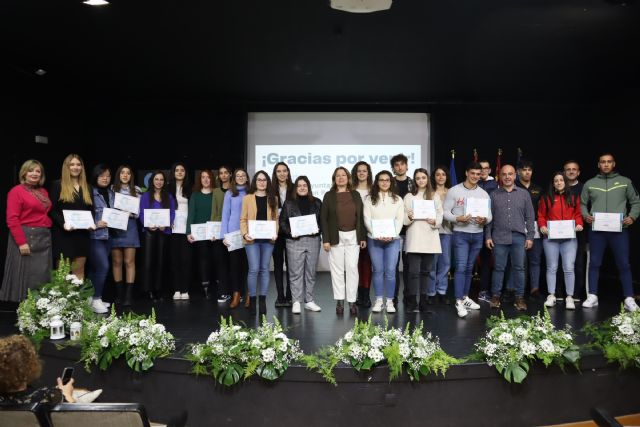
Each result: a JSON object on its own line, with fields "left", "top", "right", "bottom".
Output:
{"left": 450, "top": 153, "right": 458, "bottom": 186}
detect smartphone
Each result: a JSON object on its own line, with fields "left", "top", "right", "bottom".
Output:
{"left": 61, "top": 367, "right": 74, "bottom": 385}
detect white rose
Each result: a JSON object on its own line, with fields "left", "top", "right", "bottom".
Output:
{"left": 262, "top": 348, "right": 276, "bottom": 363}
{"left": 344, "top": 331, "right": 353, "bottom": 341}
{"left": 367, "top": 348, "right": 384, "bottom": 363}
{"left": 100, "top": 336, "right": 109, "bottom": 347}
{"left": 520, "top": 341, "right": 537, "bottom": 356}
{"left": 206, "top": 332, "right": 219, "bottom": 344}
{"left": 515, "top": 327, "right": 527, "bottom": 337}
{"left": 129, "top": 333, "right": 140, "bottom": 345}
{"left": 151, "top": 324, "right": 165, "bottom": 333}
{"left": 618, "top": 324, "right": 634, "bottom": 336}
{"left": 36, "top": 298, "right": 50, "bottom": 309}
{"left": 498, "top": 333, "right": 514, "bottom": 345}
{"left": 539, "top": 339, "right": 555, "bottom": 353}
{"left": 139, "top": 319, "right": 150, "bottom": 328}
{"left": 98, "top": 325, "right": 108, "bottom": 336}
{"left": 370, "top": 336, "right": 385, "bottom": 349}
{"left": 275, "top": 332, "right": 288, "bottom": 341}
{"left": 237, "top": 331, "right": 248, "bottom": 340}
{"left": 485, "top": 343, "right": 498, "bottom": 356}
{"left": 279, "top": 341, "right": 288, "bottom": 352}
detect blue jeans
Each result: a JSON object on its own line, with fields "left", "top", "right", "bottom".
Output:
{"left": 427, "top": 234, "right": 451, "bottom": 296}
{"left": 89, "top": 239, "right": 111, "bottom": 299}
{"left": 507, "top": 238, "right": 542, "bottom": 292}
{"left": 368, "top": 238, "right": 401, "bottom": 299}
{"left": 492, "top": 232, "right": 526, "bottom": 297}
{"left": 543, "top": 238, "right": 577, "bottom": 296}
{"left": 588, "top": 229, "right": 633, "bottom": 297}
{"left": 245, "top": 241, "right": 275, "bottom": 297}
{"left": 452, "top": 232, "right": 484, "bottom": 300}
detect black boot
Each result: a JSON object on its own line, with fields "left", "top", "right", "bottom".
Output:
{"left": 123, "top": 283, "right": 134, "bottom": 307}
{"left": 362, "top": 287, "right": 371, "bottom": 308}
{"left": 405, "top": 295, "right": 418, "bottom": 312}
{"left": 115, "top": 281, "right": 124, "bottom": 305}
{"left": 418, "top": 294, "right": 428, "bottom": 312}
{"left": 258, "top": 296, "right": 267, "bottom": 317}
{"left": 355, "top": 288, "right": 363, "bottom": 306}
{"left": 249, "top": 296, "right": 257, "bottom": 315}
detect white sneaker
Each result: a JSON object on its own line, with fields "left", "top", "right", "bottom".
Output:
{"left": 565, "top": 296, "right": 575, "bottom": 310}
{"left": 544, "top": 294, "right": 557, "bottom": 307}
{"left": 385, "top": 300, "right": 396, "bottom": 313}
{"left": 372, "top": 298, "right": 384, "bottom": 313}
{"left": 91, "top": 299, "right": 109, "bottom": 314}
{"left": 180, "top": 292, "right": 190, "bottom": 300}
{"left": 292, "top": 301, "right": 301, "bottom": 314}
{"left": 455, "top": 300, "right": 468, "bottom": 318}
{"left": 582, "top": 294, "right": 599, "bottom": 308}
{"left": 462, "top": 296, "right": 480, "bottom": 310}
{"left": 624, "top": 297, "right": 639, "bottom": 312}
{"left": 304, "top": 301, "right": 322, "bottom": 312}
{"left": 172, "top": 292, "right": 181, "bottom": 300}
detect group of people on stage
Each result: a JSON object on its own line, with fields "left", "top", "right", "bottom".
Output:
{"left": 2, "top": 151, "right": 639, "bottom": 317}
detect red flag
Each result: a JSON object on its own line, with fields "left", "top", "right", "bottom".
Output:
{"left": 472, "top": 148, "right": 478, "bottom": 163}
{"left": 495, "top": 148, "right": 502, "bottom": 187}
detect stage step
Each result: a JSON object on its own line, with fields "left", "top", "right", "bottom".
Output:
{"left": 542, "top": 413, "right": 640, "bottom": 427}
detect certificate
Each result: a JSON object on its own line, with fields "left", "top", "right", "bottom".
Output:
{"left": 113, "top": 193, "right": 140, "bottom": 215}
{"left": 62, "top": 210, "right": 95, "bottom": 230}
{"left": 173, "top": 211, "right": 188, "bottom": 234}
{"left": 412, "top": 199, "right": 436, "bottom": 220}
{"left": 102, "top": 208, "right": 129, "bottom": 231}
{"left": 289, "top": 214, "right": 319, "bottom": 237}
{"left": 248, "top": 220, "right": 277, "bottom": 239}
{"left": 464, "top": 197, "right": 490, "bottom": 218}
{"left": 593, "top": 212, "right": 623, "bottom": 232}
{"left": 224, "top": 230, "right": 244, "bottom": 252}
{"left": 143, "top": 209, "right": 170, "bottom": 228}
{"left": 548, "top": 220, "right": 576, "bottom": 240}
{"left": 190, "top": 223, "right": 209, "bottom": 241}
{"left": 207, "top": 221, "right": 222, "bottom": 240}
{"left": 371, "top": 218, "right": 397, "bottom": 238}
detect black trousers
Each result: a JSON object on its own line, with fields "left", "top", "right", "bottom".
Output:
{"left": 143, "top": 230, "right": 168, "bottom": 293}
{"left": 228, "top": 248, "right": 248, "bottom": 294}
{"left": 194, "top": 240, "right": 214, "bottom": 286}
{"left": 213, "top": 240, "right": 229, "bottom": 295}
{"left": 273, "top": 234, "right": 291, "bottom": 299}
{"left": 168, "top": 234, "right": 192, "bottom": 293}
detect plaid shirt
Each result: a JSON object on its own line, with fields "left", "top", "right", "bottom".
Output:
{"left": 485, "top": 186, "right": 535, "bottom": 244}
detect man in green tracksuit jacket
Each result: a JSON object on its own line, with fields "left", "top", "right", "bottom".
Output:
{"left": 580, "top": 152, "right": 640, "bottom": 312}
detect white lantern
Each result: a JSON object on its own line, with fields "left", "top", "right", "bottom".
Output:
{"left": 50, "top": 315, "right": 65, "bottom": 340}
{"left": 69, "top": 322, "right": 82, "bottom": 341}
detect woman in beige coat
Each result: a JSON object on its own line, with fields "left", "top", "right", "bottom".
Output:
{"left": 403, "top": 168, "right": 443, "bottom": 312}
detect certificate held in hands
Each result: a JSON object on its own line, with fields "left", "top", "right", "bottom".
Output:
{"left": 224, "top": 230, "right": 244, "bottom": 251}
{"left": 412, "top": 199, "right": 436, "bottom": 220}
{"left": 248, "top": 220, "right": 277, "bottom": 239}
{"left": 113, "top": 193, "right": 140, "bottom": 215}
{"left": 592, "top": 212, "right": 623, "bottom": 232}
{"left": 190, "top": 223, "right": 209, "bottom": 241}
{"left": 371, "top": 218, "right": 396, "bottom": 238}
{"left": 548, "top": 220, "right": 576, "bottom": 240}
{"left": 464, "top": 197, "right": 490, "bottom": 218}
{"left": 143, "top": 209, "right": 171, "bottom": 228}
{"left": 289, "top": 214, "right": 319, "bottom": 237}
{"left": 101, "top": 208, "right": 129, "bottom": 231}
{"left": 63, "top": 210, "right": 95, "bottom": 230}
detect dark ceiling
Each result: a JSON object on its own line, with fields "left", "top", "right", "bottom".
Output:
{"left": 2, "top": 0, "right": 639, "bottom": 106}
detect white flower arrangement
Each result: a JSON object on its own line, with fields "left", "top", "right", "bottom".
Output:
{"left": 584, "top": 305, "right": 640, "bottom": 369}
{"left": 17, "top": 257, "right": 94, "bottom": 346}
{"left": 475, "top": 309, "right": 580, "bottom": 383}
{"left": 187, "top": 316, "right": 302, "bottom": 387}
{"left": 304, "top": 317, "right": 457, "bottom": 385}
{"left": 79, "top": 308, "right": 175, "bottom": 372}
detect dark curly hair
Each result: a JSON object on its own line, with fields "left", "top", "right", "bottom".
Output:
{"left": 0, "top": 335, "right": 42, "bottom": 392}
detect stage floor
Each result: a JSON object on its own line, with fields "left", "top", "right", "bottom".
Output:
{"left": 0, "top": 272, "right": 627, "bottom": 357}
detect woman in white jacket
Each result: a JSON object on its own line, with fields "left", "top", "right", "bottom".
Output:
{"left": 404, "top": 168, "right": 443, "bottom": 312}
{"left": 364, "top": 170, "right": 405, "bottom": 313}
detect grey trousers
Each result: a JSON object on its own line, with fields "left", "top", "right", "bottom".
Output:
{"left": 285, "top": 236, "right": 321, "bottom": 303}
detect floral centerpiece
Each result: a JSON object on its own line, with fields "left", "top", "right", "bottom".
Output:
{"left": 584, "top": 305, "right": 640, "bottom": 369}
{"left": 475, "top": 310, "right": 580, "bottom": 383}
{"left": 304, "top": 317, "right": 457, "bottom": 385}
{"left": 187, "top": 316, "right": 302, "bottom": 386}
{"left": 79, "top": 308, "right": 175, "bottom": 372}
{"left": 17, "top": 257, "right": 94, "bottom": 346}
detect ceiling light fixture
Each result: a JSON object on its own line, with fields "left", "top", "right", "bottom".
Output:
{"left": 330, "top": 0, "right": 392, "bottom": 13}
{"left": 83, "top": 0, "right": 109, "bottom": 6}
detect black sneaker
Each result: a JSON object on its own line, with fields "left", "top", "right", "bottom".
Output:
{"left": 217, "top": 294, "right": 231, "bottom": 303}
{"left": 275, "top": 297, "right": 287, "bottom": 307}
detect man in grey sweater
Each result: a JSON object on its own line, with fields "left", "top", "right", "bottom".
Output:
{"left": 443, "top": 162, "right": 492, "bottom": 318}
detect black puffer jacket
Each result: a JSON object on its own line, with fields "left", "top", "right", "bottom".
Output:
{"left": 279, "top": 197, "right": 322, "bottom": 239}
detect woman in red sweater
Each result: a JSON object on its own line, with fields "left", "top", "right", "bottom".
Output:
{"left": 537, "top": 172, "right": 584, "bottom": 310}
{"left": 0, "top": 160, "right": 53, "bottom": 302}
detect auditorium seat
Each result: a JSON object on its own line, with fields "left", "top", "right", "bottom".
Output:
{"left": 49, "top": 403, "right": 154, "bottom": 427}
{"left": 0, "top": 402, "right": 51, "bottom": 427}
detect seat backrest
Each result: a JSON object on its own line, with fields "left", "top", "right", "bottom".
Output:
{"left": 49, "top": 403, "right": 151, "bottom": 427}
{"left": 0, "top": 402, "right": 50, "bottom": 427}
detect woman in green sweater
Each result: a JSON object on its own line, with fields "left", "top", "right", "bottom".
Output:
{"left": 187, "top": 169, "right": 216, "bottom": 299}
{"left": 211, "top": 165, "right": 232, "bottom": 303}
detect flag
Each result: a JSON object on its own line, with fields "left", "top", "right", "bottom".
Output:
{"left": 450, "top": 149, "right": 458, "bottom": 186}
{"left": 495, "top": 148, "right": 502, "bottom": 187}
{"left": 472, "top": 148, "right": 478, "bottom": 163}
{"left": 515, "top": 148, "right": 523, "bottom": 183}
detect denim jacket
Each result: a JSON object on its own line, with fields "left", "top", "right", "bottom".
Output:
{"left": 90, "top": 187, "right": 115, "bottom": 240}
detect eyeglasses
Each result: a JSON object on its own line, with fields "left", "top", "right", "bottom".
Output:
{"left": 378, "top": 178, "right": 391, "bottom": 182}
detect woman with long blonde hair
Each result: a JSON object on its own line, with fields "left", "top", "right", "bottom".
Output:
{"left": 49, "top": 154, "right": 93, "bottom": 279}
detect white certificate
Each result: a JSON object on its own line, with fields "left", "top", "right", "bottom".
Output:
{"left": 62, "top": 210, "right": 95, "bottom": 230}
{"left": 207, "top": 221, "right": 222, "bottom": 240}
{"left": 143, "top": 209, "right": 170, "bottom": 228}
{"left": 464, "top": 197, "right": 490, "bottom": 218}
{"left": 190, "top": 223, "right": 209, "bottom": 241}
{"left": 289, "top": 214, "right": 319, "bottom": 237}
{"left": 173, "top": 211, "right": 188, "bottom": 234}
{"left": 548, "top": 220, "right": 576, "bottom": 240}
{"left": 224, "top": 230, "right": 244, "bottom": 252}
{"left": 248, "top": 220, "right": 277, "bottom": 239}
{"left": 371, "top": 218, "right": 397, "bottom": 238}
{"left": 412, "top": 199, "right": 436, "bottom": 220}
{"left": 113, "top": 193, "right": 140, "bottom": 215}
{"left": 593, "top": 212, "right": 623, "bottom": 232}
{"left": 102, "top": 208, "right": 129, "bottom": 231}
